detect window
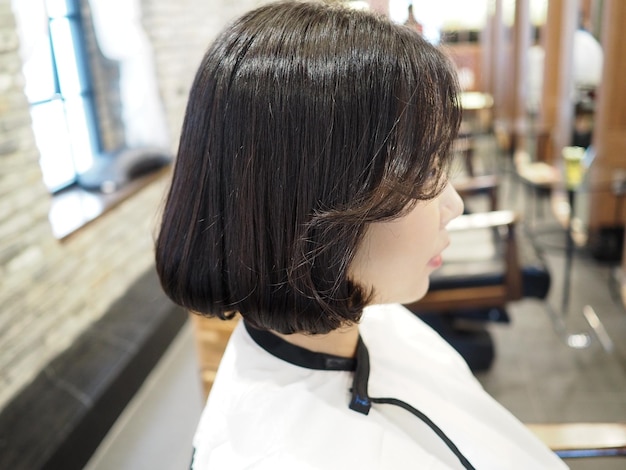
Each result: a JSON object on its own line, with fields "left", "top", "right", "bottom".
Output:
{"left": 13, "top": 0, "right": 100, "bottom": 193}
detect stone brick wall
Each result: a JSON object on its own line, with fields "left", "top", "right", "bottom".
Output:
{"left": 0, "top": 0, "right": 270, "bottom": 412}
{"left": 141, "top": 0, "right": 271, "bottom": 148}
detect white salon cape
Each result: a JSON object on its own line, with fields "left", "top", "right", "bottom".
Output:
{"left": 191, "top": 304, "right": 567, "bottom": 469}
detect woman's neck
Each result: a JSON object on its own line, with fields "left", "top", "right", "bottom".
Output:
{"left": 272, "top": 323, "right": 360, "bottom": 358}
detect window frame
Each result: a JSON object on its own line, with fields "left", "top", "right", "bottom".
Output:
{"left": 22, "top": 0, "right": 101, "bottom": 194}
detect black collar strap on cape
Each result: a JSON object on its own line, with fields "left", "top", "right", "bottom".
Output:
{"left": 243, "top": 321, "right": 357, "bottom": 371}
{"left": 244, "top": 321, "right": 476, "bottom": 470}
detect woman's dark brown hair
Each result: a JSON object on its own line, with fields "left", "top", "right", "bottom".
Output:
{"left": 156, "top": 1, "right": 461, "bottom": 334}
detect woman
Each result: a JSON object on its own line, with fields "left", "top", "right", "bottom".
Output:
{"left": 156, "top": 2, "right": 566, "bottom": 469}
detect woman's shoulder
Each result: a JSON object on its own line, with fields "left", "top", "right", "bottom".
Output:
{"left": 191, "top": 391, "right": 454, "bottom": 470}
{"left": 191, "top": 318, "right": 454, "bottom": 469}
{"left": 360, "top": 304, "right": 473, "bottom": 370}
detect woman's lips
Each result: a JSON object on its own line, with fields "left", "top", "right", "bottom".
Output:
{"left": 428, "top": 253, "right": 443, "bottom": 268}
{"left": 428, "top": 240, "right": 449, "bottom": 269}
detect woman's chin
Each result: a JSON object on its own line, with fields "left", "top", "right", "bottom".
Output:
{"left": 377, "top": 280, "right": 430, "bottom": 306}
{"left": 408, "top": 278, "right": 433, "bottom": 304}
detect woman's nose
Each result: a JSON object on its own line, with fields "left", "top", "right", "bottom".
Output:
{"left": 440, "top": 183, "right": 464, "bottom": 228}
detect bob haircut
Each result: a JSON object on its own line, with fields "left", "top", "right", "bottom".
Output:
{"left": 156, "top": 1, "right": 461, "bottom": 335}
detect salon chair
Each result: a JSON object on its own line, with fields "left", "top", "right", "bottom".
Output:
{"left": 406, "top": 124, "right": 557, "bottom": 371}
{"left": 453, "top": 174, "right": 499, "bottom": 212}
{"left": 526, "top": 422, "right": 626, "bottom": 459}
{"left": 190, "top": 314, "right": 236, "bottom": 400}
{"left": 451, "top": 125, "right": 500, "bottom": 212}
{"left": 404, "top": 210, "right": 551, "bottom": 371}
